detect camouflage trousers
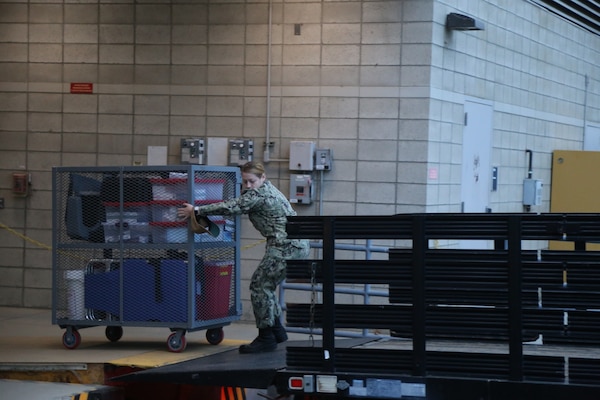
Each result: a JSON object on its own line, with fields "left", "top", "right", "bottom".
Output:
{"left": 250, "top": 239, "right": 310, "bottom": 329}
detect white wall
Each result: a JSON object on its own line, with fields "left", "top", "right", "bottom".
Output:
{"left": 430, "top": 0, "right": 600, "bottom": 214}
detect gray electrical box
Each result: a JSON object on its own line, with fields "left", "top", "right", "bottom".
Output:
{"left": 180, "top": 138, "right": 205, "bottom": 164}
{"left": 229, "top": 139, "right": 253, "bottom": 166}
{"left": 290, "top": 141, "right": 315, "bottom": 171}
{"left": 289, "top": 174, "right": 313, "bottom": 204}
{"left": 315, "top": 148, "right": 333, "bottom": 171}
{"left": 523, "top": 179, "right": 543, "bottom": 206}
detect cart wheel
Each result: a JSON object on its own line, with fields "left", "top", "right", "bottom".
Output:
{"left": 105, "top": 326, "right": 123, "bottom": 342}
{"left": 62, "top": 328, "right": 81, "bottom": 350}
{"left": 206, "top": 327, "right": 224, "bottom": 345}
{"left": 167, "top": 332, "right": 187, "bottom": 353}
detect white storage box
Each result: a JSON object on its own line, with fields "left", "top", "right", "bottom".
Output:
{"left": 105, "top": 211, "right": 138, "bottom": 224}
{"left": 150, "top": 219, "right": 233, "bottom": 243}
{"left": 151, "top": 201, "right": 180, "bottom": 222}
{"left": 104, "top": 202, "right": 151, "bottom": 222}
{"left": 103, "top": 221, "right": 151, "bottom": 243}
{"left": 151, "top": 178, "right": 187, "bottom": 201}
{"left": 194, "top": 179, "right": 225, "bottom": 201}
{"left": 150, "top": 221, "right": 189, "bottom": 243}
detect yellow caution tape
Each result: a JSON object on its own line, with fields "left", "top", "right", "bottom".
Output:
{"left": 0, "top": 221, "right": 52, "bottom": 251}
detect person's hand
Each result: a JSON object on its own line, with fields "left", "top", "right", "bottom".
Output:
{"left": 177, "top": 203, "right": 194, "bottom": 220}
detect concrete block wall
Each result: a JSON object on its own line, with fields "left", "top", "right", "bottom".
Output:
{"left": 429, "top": 0, "right": 600, "bottom": 213}
{"left": 0, "top": 0, "right": 433, "bottom": 312}
{"left": 0, "top": 0, "right": 599, "bottom": 314}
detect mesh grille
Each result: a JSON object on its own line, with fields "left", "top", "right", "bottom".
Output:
{"left": 53, "top": 166, "right": 239, "bottom": 330}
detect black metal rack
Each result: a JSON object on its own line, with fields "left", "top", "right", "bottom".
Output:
{"left": 277, "top": 213, "right": 600, "bottom": 399}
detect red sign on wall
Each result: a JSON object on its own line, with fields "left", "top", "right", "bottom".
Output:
{"left": 70, "top": 82, "right": 93, "bottom": 94}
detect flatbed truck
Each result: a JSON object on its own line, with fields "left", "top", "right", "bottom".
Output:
{"left": 120, "top": 213, "right": 600, "bottom": 400}
{"left": 274, "top": 213, "right": 600, "bottom": 399}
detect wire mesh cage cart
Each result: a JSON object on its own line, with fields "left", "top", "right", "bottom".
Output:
{"left": 52, "top": 165, "right": 241, "bottom": 352}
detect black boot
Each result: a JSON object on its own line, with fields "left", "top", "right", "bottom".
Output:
{"left": 272, "top": 318, "right": 288, "bottom": 343}
{"left": 239, "top": 328, "right": 277, "bottom": 354}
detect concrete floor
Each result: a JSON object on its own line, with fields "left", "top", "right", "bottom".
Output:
{"left": 0, "top": 306, "right": 306, "bottom": 399}
{"left": 0, "top": 306, "right": 257, "bottom": 367}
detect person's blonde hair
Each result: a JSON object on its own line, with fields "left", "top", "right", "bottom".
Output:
{"left": 241, "top": 161, "right": 265, "bottom": 178}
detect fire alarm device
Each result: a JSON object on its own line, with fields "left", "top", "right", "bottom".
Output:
{"left": 12, "top": 172, "right": 30, "bottom": 196}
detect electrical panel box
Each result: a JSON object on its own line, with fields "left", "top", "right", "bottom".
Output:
{"left": 523, "top": 179, "right": 543, "bottom": 206}
{"left": 180, "top": 138, "right": 205, "bottom": 164}
{"left": 290, "top": 141, "right": 315, "bottom": 171}
{"left": 229, "top": 139, "right": 253, "bottom": 166}
{"left": 315, "top": 148, "right": 333, "bottom": 171}
{"left": 206, "top": 137, "right": 229, "bottom": 166}
{"left": 289, "top": 174, "right": 313, "bottom": 204}
{"left": 12, "top": 172, "right": 30, "bottom": 196}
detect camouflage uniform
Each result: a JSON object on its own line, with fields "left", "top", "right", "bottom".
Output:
{"left": 195, "top": 180, "right": 310, "bottom": 329}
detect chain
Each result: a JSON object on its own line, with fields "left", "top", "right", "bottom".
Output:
{"left": 309, "top": 261, "right": 317, "bottom": 346}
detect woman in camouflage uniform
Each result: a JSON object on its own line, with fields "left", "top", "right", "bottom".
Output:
{"left": 178, "top": 162, "right": 310, "bottom": 353}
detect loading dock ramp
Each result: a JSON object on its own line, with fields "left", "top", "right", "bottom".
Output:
{"left": 112, "top": 338, "right": 371, "bottom": 388}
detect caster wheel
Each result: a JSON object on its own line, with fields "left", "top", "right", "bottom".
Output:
{"left": 105, "top": 326, "right": 123, "bottom": 342}
{"left": 167, "top": 332, "right": 187, "bottom": 353}
{"left": 206, "top": 327, "right": 224, "bottom": 345}
{"left": 63, "top": 329, "right": 81, "bottom": 350}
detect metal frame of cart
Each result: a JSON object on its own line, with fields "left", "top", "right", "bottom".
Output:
{"left": 51, "top": 165, "right": 242, "bottom": 352}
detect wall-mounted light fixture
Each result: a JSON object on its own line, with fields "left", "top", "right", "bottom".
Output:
{"left": 446, "top": 12, "right": 485, "bottom": 31}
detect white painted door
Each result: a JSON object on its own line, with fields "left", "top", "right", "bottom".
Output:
{"left": 583, "top": 124, "right": 600, "bottom": 150}
{"left": 460, "top": 100, "right": 493, "bottom": 249}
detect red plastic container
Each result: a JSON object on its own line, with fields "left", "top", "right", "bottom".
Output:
{"left": 197, "top": 261, "right": 232, "bottom": 320}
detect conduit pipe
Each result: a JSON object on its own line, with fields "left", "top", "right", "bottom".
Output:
{"left": 264, "top": 0, "right": 273, "bottom": 162}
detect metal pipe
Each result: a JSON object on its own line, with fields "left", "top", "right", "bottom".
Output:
{"left": 583, "top": 74, "right": 589, "bottom": 148}
{"left": 525, "top": 149, "right": 533, "bottom": 179}
{"left": 264, "top": 0, "right": 273, "bottom": 162}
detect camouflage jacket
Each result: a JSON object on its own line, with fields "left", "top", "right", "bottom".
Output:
{"left": 195, "top": 180, "right": 297, "bottom": 245}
